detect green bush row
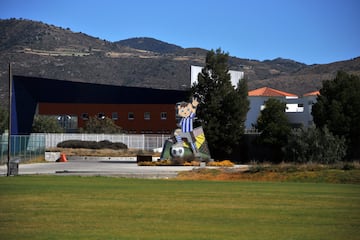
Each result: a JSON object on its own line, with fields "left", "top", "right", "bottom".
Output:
{"left": 57, "top": 140, "right": 128, "bottom": 150}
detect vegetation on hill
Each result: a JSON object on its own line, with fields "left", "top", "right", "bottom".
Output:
{"left": 116, "top": 37, "right": 183, "bottom": 54}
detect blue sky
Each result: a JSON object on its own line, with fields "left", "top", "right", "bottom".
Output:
{"left": 1, "top": 0, "right": 359, "bottom": 65}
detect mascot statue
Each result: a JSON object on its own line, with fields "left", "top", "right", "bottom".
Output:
{"left": 160, "top": 97, "right": 211, "bottom": 161}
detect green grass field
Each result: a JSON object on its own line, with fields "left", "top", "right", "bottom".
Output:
{"left": 1, "top": 176, "right": 359, "bottom": 240}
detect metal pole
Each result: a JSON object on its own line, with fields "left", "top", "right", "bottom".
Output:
{"left": 7, "top": 63, "right": 12, "bottom": 176}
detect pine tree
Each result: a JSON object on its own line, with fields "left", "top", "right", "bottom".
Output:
{"left": 255, "top": 98, "right": 290, "bottom": 146}
{"left": 191, "top": 49, "right": 249, "bottom": 159}
{"left": 255, "top": 98, "right": 291, "bottom": 162}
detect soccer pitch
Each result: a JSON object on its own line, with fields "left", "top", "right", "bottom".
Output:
{"left": 1, "top": 176, "right": 359, "bottom": 240}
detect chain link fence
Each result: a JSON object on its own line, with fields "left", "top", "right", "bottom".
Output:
{"left": 0, "top": 133, "right": 170, "bottom": 164}
{"left": 0, "top": 134, "right": 45, "bottom": 164}
{"left": 40, "top": 133, "right": 170, "bottom": 150}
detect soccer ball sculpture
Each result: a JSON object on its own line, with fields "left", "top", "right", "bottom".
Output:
{"left": 170, "top": 145, "right": 185, "bottom": 158}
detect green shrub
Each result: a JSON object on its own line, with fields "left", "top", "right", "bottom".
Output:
{"left": 32, "top": 115, "right": 63, "bottom": 133}
{"left": 57, "top": 140, "right": 127, "bottom": 150}
{"left": 284, "top": 126, "right": 347, "bottom": 164}
{"left": 0, "top": 105, "right": 8, "bottom": 134}
{"left": 82, "top": 116, "right": 123, "bottom": 133}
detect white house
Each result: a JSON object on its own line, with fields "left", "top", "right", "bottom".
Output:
{"left": 246, "top": 87, "right": 319, "bottom": 129}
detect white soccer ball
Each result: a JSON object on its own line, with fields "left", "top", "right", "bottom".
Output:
{"left": 170, "top": 145, "right": 185, "bottom": 158}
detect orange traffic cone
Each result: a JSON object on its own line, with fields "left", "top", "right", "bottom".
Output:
{"left": 59, "top": 153, "right": 68, "bottom": 162}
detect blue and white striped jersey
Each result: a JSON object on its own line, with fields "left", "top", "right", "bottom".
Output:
{"left": 180, "top": 112, "right": 196, "bottom": 132}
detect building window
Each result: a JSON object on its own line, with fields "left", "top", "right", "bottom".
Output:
{"left": 160, "top": 112, "right": 167, "bottom": 120}
{"left": 128, "top": 112, "right": 134, "bottom": 120}
{"left": 286, "top": 103, "right": 304, "bottom": 113}
{"left": 112, "top": 112, "right": 118, "bottom": 120}
{"left": 57, "top": 115, "right": 78, "bottom": 131}
{"left": 82, "top": 113, "right": 89, "bottom": 120}
{"left": 97, "top": 112, "right": 106, "bottom": 119}
{"left": 297, "top": 103, "right": 304, "bottom": 112}
{"left": 144, "top": 112, "right": 151, "bottom": 120}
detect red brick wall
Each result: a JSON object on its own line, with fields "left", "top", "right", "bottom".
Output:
{"left": 38, "top": 103, "right": 177, "bottom": 134}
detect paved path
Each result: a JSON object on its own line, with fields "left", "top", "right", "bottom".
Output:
{"left": 0, "top": 158, "right": 198, "bottom": 178}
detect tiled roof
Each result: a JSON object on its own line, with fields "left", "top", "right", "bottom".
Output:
{"left": 248, "top": 87, "right": 297, "bottom": 97}
{"left": 303, "top": 91, "right": 320, "bottom": 96}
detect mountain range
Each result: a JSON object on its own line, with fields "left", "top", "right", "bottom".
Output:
{"left": 1, "top": 18, "right": 360, "bottom": 105}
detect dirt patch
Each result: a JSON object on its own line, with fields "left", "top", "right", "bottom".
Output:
{"left": 177, "top": 166, "right": 360, "bottom": 184}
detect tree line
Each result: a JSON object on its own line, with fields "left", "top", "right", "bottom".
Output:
{"left": 190, "top": 49, "right": 359, "bottom": 162}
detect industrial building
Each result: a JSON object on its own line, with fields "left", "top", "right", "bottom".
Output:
{"left": 11, "top": 75, "right": 187, "bottom": 135}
